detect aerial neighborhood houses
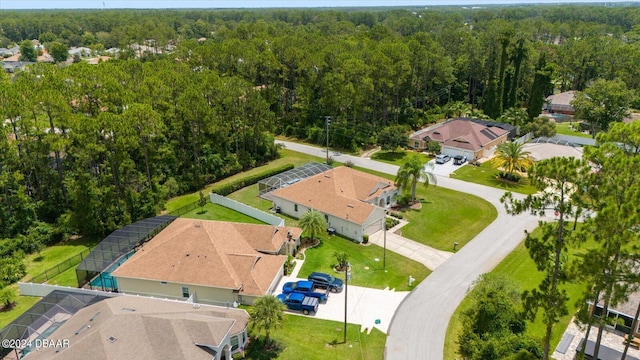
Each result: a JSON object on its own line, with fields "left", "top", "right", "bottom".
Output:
{"left": 409, "top": 118, "right": 516, "bottom": 161}
{"left": 270, "top": 166, "right": 399, "bottom": 243}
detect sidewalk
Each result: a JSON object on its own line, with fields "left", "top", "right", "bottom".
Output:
{"left": 367, "top": 219, "right": 453, "bottom": 271}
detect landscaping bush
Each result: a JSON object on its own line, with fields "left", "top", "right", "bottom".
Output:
{"left": 386, "top": 217, "right": 400, "bottom": 229}
{"left": 498, "top": 171, "right": 522, "bottom": 183}
{"left": 389, "top": 212, "right": 403, "bottom": 220}
{"left": 211, "top": 164, "right": 294, "bottom": 196}
{"left": 344, "top": 160, "right": 354, "bottom": 168}
{"left": 395, "top": 193, "right": 413, "bottom": 207}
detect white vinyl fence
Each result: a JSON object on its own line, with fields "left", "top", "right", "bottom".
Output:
{"left": 209, "top": 193, "right": 284, "bottom": 226}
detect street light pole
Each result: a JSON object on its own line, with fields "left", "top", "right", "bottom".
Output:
{"left": 343, "top": 261, "right": 349, "bottom": 343}
{"left": 383, "top": 213, "right": 387, "bottom": 271}
{"left": 325, "top": 116, "right": 331, "bottom": 163}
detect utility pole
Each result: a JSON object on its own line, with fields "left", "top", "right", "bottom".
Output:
{"left": 325, "top": 116, "right": 331, "bottom": 164}
{"left": 383, "top": 213, "right": 387, "bottom": 271}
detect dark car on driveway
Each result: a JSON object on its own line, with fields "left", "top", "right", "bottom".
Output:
{"left": 308, "top": 272, "right": 344, "bottom": 293}
{"left": 453, "top": 155, "right": 467, "bottom": 165}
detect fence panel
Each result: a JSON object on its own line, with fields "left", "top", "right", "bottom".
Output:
{"left": 27, "top": 249, "right": 90, "bottom": 284}
{"left": 210, "top": 193, "right": 284, "bottom": 226}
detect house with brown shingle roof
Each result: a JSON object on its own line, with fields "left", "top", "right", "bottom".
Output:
{"left": 409, "top": 118, "right": 510, "bottom": 160}
{"left": 544, "top": 90, "right": 576, "bottom": 115}
{"left": 111, "top": 219, "right": 302, "bottom": 306}
{"left": 270, "top": 166, "right": 399, "bottom": 243}
{"left": 25, "top": 295, "right": 250, "bottom": 360}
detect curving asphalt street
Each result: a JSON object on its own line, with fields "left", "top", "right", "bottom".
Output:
{"left": 276, "top": 140, "right": 543, "bottom": 359}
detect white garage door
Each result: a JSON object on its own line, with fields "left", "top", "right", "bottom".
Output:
{"left": 442, "top": 146, "right": 474, "bottom": 160}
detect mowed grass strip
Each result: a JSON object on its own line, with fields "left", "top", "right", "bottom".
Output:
{"left": 165, "top": 149, "right": 322, "bottom": 213}
{"left": 444, "top": 227, "right": 588, "bottom": 359}
{"left": 180, "top": 203, "right": 265, "bottom": 224}
{"left": 249, "top": 314, "right": 386, "bottom": 360}
{"left": 23, "top": 236, "right": 99, "bottom": 281}
{"left": 371, "top": 150, "right": 432, "bottom": 166}
{"left": 450, "top": 161, "right": 538, "bottom": 195}
{"left": 298, "top": 234, "right": 430, "bottom": 291}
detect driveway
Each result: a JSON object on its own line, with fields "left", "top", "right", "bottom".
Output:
{"left": 429, "top": 158, "right": 462, "bottom": 177}
{"left": 275, "top": 272, "right": 409, "bottom": 334}
{"left": 275, "top": 140, "right": 542, "bottom": 359}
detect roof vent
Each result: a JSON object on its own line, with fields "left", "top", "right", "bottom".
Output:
{"left": 324, "top": 175, "right": 331, "bottom": 178}
{"left": 347, "top": 204, "right": 354, "bottom": 208}
{"left": 122, "top": 308, "right": 136, "bottom": 312}
{"left": 107, "top": 336, "right": 117, "bottom": 343}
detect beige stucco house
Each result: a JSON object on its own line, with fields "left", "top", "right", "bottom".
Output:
{"left": 270, "top": 166, "right": 398, "bottom": 243}
{"left": 26, "top": 295, "right": 250, "bottom": 360}
{"left": 111, "top": 219, "right": 302, "bottom": 306}
{"left": 409, "top": 118, "right": 510, "bottom": 160}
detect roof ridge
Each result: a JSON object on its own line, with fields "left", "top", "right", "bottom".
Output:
{"left": 202, "top": 223, "right": 243, "bottom": 289}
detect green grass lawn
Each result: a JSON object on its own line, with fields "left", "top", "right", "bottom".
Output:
{"left": 370, "top": 150, "right": 432, "bottom": 166}
{"left": 347, "top": 166, "right": 497, "bottom": 252}
{"left": 555, "top": 122, "right": 593, "bottom": 139}
{"left": 239, "top": 314, "right": 385, "bottom": 360}
{"left": 180, "top": 203, "right": 265, "bottom": 224}
{"left": 299, "top": 233, "right": 431, "bottom": 291}
{"left": 444, "top": 227, "right": 589, "bottom": 359}
{"left": 0, "top": 285, "right": 41, "bottom": 329}
{"left": 23, "top": 236, "right": 99, "bottom": 282}
{"left": 398, "top": 185, "right": 498, "bottom": 251}
{"left": 450, "top": 161, "right": 538, "bottom": 195}
{"left": 164, "top": 149, "right": 322, "bottom": 213}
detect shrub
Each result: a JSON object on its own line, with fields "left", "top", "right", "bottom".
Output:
{"left": 211, "top": 164, "right": 294, "bottom": 196}
{"left": 395, "top": 193, "right": 413, "bottom": 207}
{"left": 386, "top": 217, "right": 400, "bottom": 229}
{"left": 389, "top": 212, "right": 403, "bottom": 219}
{"left": 344, "top": 160, "right": 354, "bottom": 168}
{"left": 498, "top": 171, "right": 522, "bottom": 183}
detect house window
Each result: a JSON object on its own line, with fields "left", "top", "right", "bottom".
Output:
{"left": 386, "top": 196, "right": 390, "bottom": 205}
{"left": 414, "top": 141, "right": 419, "bottom": 148}
{"left": 294, "top": 204, "right": 298, "bottom": 212}
{"left": 181, "top": 287, "right": 190, "bottom": 298}
{"left": 160, "top": 281, "right": 167, "bottom": 285}
{"left": 325, "top": 214, "right": 329, "bottom": 222}
{"left": 231, "top": 335, "right": 239, "bottom": 351}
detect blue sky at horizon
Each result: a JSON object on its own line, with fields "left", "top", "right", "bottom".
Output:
{"left": 0, "top": 0, "right": 631, "bottom": 9}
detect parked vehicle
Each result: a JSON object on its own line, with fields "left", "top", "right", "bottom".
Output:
{"left": 277, "top": 292, "right": 319, "bottom": 315}
{"left": 307, "top": 272, "right": 344, "bottom": 293}
{"left": 453, "top": 155, "right": 467, "bottom": 165}
{"left": 282, "top": 280, "right": 329, "bottom": 301}
{"left": 435, "top": 154, "right": 451, "bottom": 164}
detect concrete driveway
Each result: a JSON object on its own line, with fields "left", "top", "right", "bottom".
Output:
{"left": 275, "top": 273, "right": 409, "bottom": 334}
{"left": 429, "top": 158, "right": 463, "bottom": 177}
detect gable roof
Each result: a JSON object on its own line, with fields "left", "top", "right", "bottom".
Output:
{"left": 112, "top": 219, "right": 299, "bottom": 296}
{"left": 546, "top": 90, "right": 575, "bottom": 106}
{"left": 270, "top": 166, "right": 395, "bottom": 225}
{"left": 26, "top": 295, "right": 249, "bottom": 360}
{"left": 411, "top": 119, "right": 509, "bottom": 151}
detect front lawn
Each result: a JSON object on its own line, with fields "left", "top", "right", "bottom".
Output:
{"left": 238, "top": 314, "right": 385, "bottom": 360}
{"left": 180, "top": 203, "right": 265, "bottom": 224}
{"left": 298, "top": 234, "right": 430, "bottom": 291}
{"left": 370, "top": 150, "right": 432, "bottom": 166}
{"left": 555, "top": 122, "right": 592, "bottom": 139}
{"left": 449, "top": 161, "right": 538, "bottom": 195}
{"left": 444, "top": 227, "right": 589, "bottom": 359}
{"left": 398, "top": 185, "right": 498, "bottom": 251}
{"left": 164, "top": 149, "right": 322, "bottom": 213}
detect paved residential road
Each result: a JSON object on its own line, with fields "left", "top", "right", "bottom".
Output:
{"left": 276, "top": 140, "right": 544, "bottom": 359}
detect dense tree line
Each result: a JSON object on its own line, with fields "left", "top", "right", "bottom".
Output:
{"left": 1, "top": 5, "right": 640, "bottom": 289}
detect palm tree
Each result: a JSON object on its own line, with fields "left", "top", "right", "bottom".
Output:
{"left": 250, "top": 295, "right": 285, "bottom": 347}
{"left": 445, "top": 101, "right": 472, "bottom": 118}
{"left": 298, "top": 209, "right": 326, "bottom": 243}
{"left": 491, "top": 141, "right": 534, "bottom": 177}
{"left": 395, "top": 154, "right": 437, "bottom": 205}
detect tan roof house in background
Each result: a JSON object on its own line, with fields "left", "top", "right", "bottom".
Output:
{"left": 111, "top": 219, "right": 302, "bottom": 306}
{"left": 270, "top": 166, "right": 398, "bottom": 242}
{"left": 26, "top": 295, "right": 250, "bottom": 360}
{"left": 410, "top": 118, "right": 509, "bottom": 160}
{"left": 544, "top": 90, "right": 576, "bottom": 115}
